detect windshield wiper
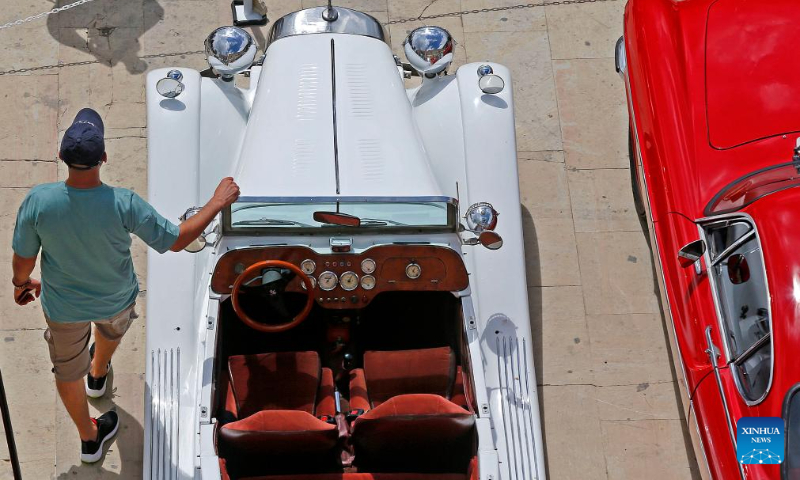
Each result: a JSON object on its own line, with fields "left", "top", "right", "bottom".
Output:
{"left": 358, "top": 217, "right": 407, "bottom": 226}
{"left": 231, "top": 218, "right": 313, "bottom": 227}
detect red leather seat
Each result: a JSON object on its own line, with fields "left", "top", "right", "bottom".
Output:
{"left": 347, "top": 348, "right": 475, "bottom": 473}
{"left": 218, "top": 351, "right": 338, "bottom": 459}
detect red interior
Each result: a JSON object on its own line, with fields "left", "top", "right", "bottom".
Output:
{"left": 214, "top": 292, "right": 477, "bottom": 479}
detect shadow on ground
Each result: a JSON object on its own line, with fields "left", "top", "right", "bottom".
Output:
{"left": 521, "top": 205, "right": 549, "bottom": 479}
{"left": 46, "top": 0, "right": 163, "bottom": 74}
{"left": 57, "top": 375, "right": 144, "bottom": 479}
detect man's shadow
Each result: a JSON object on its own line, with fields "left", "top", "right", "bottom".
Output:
{"left": 46, "top": 0, "right": 164, "bottom": 74}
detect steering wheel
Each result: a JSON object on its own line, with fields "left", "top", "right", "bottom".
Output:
{"left": 231, "top": 260, "right": 315, "bottom": 333}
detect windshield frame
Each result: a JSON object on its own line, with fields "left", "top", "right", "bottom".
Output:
{"left": 704, "top": 160, "right": 800, "bottom": 216}
{"left": 222, "top": 195, "right": 459, "bottom": 236}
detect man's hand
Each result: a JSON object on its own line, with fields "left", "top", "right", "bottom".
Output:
{"left": 211, "top": 177, "right": 240, "bottom": 210}
{"left": 14, "top": 278, "right": 41, "bottom": 306}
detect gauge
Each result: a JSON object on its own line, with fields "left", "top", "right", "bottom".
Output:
{"left": 340, "top": 271, "right": 359, "bottom": 291}
{"left": 361, "top": 275, "right": 376, "bottom": 290}
{"left": 361, "top": 258, "right": 376, "bottom": 274}
{"left": 318, "top": 271, "right": 338, "bottom": 291}
{"left": 406, "top": 263, "right": 422, "bottom": 279}
{"left": 300, "top": 277, "right": 317, "bottom": 290}
{"left": 300, "top": 259, "right": 316, "bottom": 275}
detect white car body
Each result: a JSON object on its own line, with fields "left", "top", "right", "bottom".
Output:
{"left": 143, "top": 6, "right": 545, "bottom": 480}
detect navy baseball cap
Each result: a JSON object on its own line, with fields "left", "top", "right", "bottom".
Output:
{"left": 60, "top": 108, "right": 105, "bottom": 170}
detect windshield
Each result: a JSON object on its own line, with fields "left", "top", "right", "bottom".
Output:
{"left": 705, "top": 161, "right": 800, "bottom": 216}
{"left": 224, "top": 197, "right": 456, "bottom": 234}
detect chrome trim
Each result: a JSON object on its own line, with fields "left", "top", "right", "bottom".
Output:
{"left": 704, "top": 327, "right": 746, "bottom": 480}
{"left": 148, "top": 348, "right": 180, "bottom": 480}
{"left": 496, "top": 336, "right": 539, "bottom": 480}
{"left": 330, "top": 39, "right": 340, "bottom": 195}
{"left": 235, "top": 195, "right": 457, "bottom": 204}
{"left": 615, "top": 36, "right": 627, "bottom": 77}
{"left": 267, "top": 7, "right": 386, "bottom": 45}
{"left": 698, "top": 212, "right": 775, "bottom": 406}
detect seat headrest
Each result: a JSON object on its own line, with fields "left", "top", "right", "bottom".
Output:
{"left": 363, "top": 347, "right": 456, "bottom": 407}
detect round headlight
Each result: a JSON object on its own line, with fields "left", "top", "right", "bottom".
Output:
{"left": 403, "top": 26, "right": 454, "bottom": 76}
{"left": 465, "top": 202, "right": 498, "bottom": 232}
{"left": 204, "top": 26, "right": 258, "bottom": 79}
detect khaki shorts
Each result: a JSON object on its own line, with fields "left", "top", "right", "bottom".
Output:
{"left": 43, "top": 303, "right": 138, "bottom": 382}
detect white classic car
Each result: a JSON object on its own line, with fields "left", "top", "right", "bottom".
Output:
{"left": 144, "top": 4, "right": 544, "bottom": 480}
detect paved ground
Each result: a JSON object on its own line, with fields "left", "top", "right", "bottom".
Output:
{"left": 0, "top": 0, "right": 701, "bottom": 478}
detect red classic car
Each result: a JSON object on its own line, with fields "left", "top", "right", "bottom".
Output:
{"left": 617, "top": 0, "right": 800, "bottom": 478}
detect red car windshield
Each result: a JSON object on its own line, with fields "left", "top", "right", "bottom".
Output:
{"left": 705, "top": 161, "right": 800, "bottom": 216}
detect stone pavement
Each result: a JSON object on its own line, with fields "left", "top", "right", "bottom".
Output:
{"left": 0, "top": 0, "right": 700, "bottom": 478}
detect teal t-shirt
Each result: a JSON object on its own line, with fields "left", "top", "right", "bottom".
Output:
{"left": 12, "top": 182, "right": 180, "bottom": 323}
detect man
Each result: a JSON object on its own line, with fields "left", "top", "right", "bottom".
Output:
{"left": 11, "top": 108, "right": 239, "bottom": 463}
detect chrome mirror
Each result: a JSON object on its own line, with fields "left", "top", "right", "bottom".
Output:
{"left": 204, "top": 26, "right": 258, "bottom": 80}
{"left": 156, "top": 70, "right": 185, "bottom": 98}
{"left": 479, "top": 231, "right": 503, "bottom": 250}
{"left": 678, "top": 239, "right": 706, "bottom": 268}
{"left": 403, "top": 26, "right": 454, "bottom": 77}
{"left": 476, "top": 65, "right": 504, "bottom": 94}
{"left": 179, "top": 207, "right": 207, "bottom": 253}
{"left": 465, "top": 202, "right": 498, "bottom": 233}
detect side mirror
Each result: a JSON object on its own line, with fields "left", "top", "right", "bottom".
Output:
{"left": 179, "top": 207, "right": 208, "bottom": 253}
{"left": 678, "top": 239, "right": 706, "bottom": 268}
{"left": 479, "top": 231, "right": 503, "bottom": 250}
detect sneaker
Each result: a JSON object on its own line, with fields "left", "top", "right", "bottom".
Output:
{"left": 86, "top": 343, "right": 111, "bottom": 399}
{"left": 81, "top": 410, "right": 119, "bottom": 463}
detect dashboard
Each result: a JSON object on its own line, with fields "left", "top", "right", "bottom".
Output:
{"left": 211, "top": 245, "right": 470, "bottom": 309}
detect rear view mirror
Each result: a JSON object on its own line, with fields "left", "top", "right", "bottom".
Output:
{"left": 678, "top": 239, "right": 706, "bottom": 268}
{"left": 313, "top": 211, "right": 361, "bottom": 227}
{"left": 727, "top": 254, "right": 751, "bottom": 284}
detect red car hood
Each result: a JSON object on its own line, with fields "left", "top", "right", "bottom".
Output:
{"left": 707, "top": 0, "right": 800, "bottom": 149}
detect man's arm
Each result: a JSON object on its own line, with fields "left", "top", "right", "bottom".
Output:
{"left": 12, "top": 253, "right": 41, "bottom": 305}
{"left": 169, "top": 177, "right": 240, "bottom": 252}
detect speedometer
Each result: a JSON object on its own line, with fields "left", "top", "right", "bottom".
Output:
{"left": 340, "top": 271, "right": 359, "bottom": 291}
{"left": 318, "top": 271, "right": 338, "bottom": 291}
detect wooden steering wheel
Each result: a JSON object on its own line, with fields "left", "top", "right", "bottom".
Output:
{"left": 231, "top": 260, "right": 315, "bottom": 333}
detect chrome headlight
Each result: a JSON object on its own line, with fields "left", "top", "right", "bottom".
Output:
{"left": 465, "top": 202, "right": 498, "bottom": 232}
{"left": 402, "top": 26, "right": 454, "bottom": 76}
{"left": 204, "top": 26, "right": 258, "bottom": 79}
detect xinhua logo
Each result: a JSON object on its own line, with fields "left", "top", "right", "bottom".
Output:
{"left": 737, "top": 417, "right": 784, "bottom": 465}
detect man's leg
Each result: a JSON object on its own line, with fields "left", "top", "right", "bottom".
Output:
{"left": 89, "top": 327, "right": 120, "bottom": 378}
{"left": 44, "top": 320, "right": 96, "bottom": 440}
{"left": 91, "top": 303, "right": 137, "bottom": 378}
{"left": 56, "top": 378, "right": 98, "bottom": 442}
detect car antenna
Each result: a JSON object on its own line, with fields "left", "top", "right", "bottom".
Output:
{"left": 322, "top": 0, "right": 338, "bottom": 21}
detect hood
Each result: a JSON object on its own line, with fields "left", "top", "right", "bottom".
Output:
{"left": 234, "top": 32, "right": 443, "bottom": 198}
{"left": 706, "top": 0, "right": 800, "bottom": 149}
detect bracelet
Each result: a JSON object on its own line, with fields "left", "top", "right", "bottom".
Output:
{"left": 12, "top": 278, "right": 31, "bottom": 289}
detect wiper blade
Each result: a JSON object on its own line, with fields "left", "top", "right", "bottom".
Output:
{"left": 231, "top": 218, "right": 312, "bottom": 227}
{"left": 359, "top": 217, "right": 407, "bottom": 226}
